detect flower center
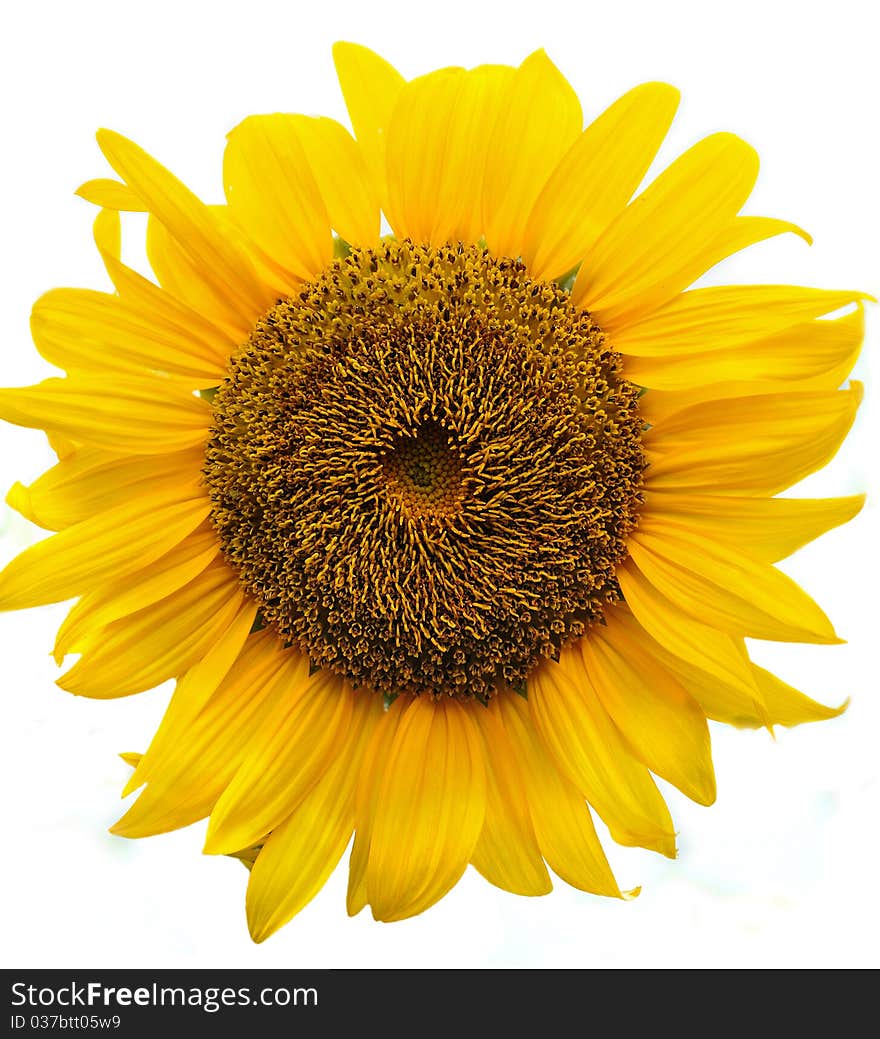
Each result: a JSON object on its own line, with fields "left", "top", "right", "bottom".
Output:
{"left": 204, "top": 241, "right": 645, "bottom": 701}
{"left": 381, "top": 421, "right": 465, "bottom": 519}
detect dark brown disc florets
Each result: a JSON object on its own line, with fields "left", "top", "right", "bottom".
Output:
{"left": 205, "top": 241, "right": 645, "bottom": 700}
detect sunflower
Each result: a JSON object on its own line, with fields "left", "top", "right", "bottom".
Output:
{"left": 0, "top": 43, "right": 868, "bottom": 943}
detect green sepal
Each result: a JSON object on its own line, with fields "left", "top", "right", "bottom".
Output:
{"left": 555, "top": 264, "right": 581, "bottom": 294}
{"left": 511, "top": 678, "right": 528, "bottom": 700}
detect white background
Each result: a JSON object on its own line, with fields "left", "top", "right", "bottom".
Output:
{"left": 1, "top": 0, "right": 877, "bottom": 969}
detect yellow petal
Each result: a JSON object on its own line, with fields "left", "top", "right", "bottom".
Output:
{"left": 0, "top": 376, "right": 212, "bottom": 454}
{"left": 656, "top": 641, "right": 847, "bottom": 730}
{"left": 332, "top": 42, "right": 406, "bottom": 210}
{"left": 0, "top": 493, "right": 209, "bottom": 611}
{"left": 482, "top": 49, "right": 582, "bottom": 259}
{"left": 628, "top": 524, "right": 839, "bottom": 643}
{"left": 385, "top": 66, "right": 513, "bottom": 246}
{"left": 145, "top": 207, "right": 294, "bottom": 330}
{"left": 383, "top": 68, "right": 464, "bottom": 244}
{"left": 450, "top": 66, "right": 516, "bottom": 244}
{"left": 617, "top": 557, "right": 763, "bottom": 706}
{"left": 76, "top": 178, "right": 147, "bottom": 211}
{"left": 470, "top": 699, "right": 552, "bottom": 897}
{"left": 637, "top": 350, "right": 862, "bottom": 424}
{"left": 204, "top": 671, "right": 354, "bottom": 854}
{"left": 53, "top": 523, "right": 219, "bottom": 661}
{"left": 46, "top": 431, "right": 77, "bottom": 460}
{"left": 590, "top": 216, "right": 813, "bottom": 332}
{"left": 347, "top": 697, "right": 405, "bottom": 917}
{"left": 31, "top": 288, "right": 228, "bottom": 383}
{"left": 123, "top": 598, "right": 258, "bottom": 796}
{"left": 643, "top": 384, "right": 863, "bottom": 495}
{"left": 529, "top": 652, "right": 677, "bottom": 857}
{"left": 223, "top": 115, "right": 333, "bottom": 281}
{"left": 572, "top": 134, "right": 759, "bottom": 321}
{"left": 626, "top": 307, "right": 865, "bottom": 391}
{"left": 628, "top": 627, "right": 765, "bottom": 728}
{"left": 283, "top": 115, "right": 380, "bottom": 249}
{"left": 145, "top": 214, "right": 253, "bottom": 336}
{"left": 522, "top": 81, "right": 680, "bottom": 280}
{"left": 583, "top": 609, "right": 716, "bottom": 805}
{"left": 58, "top": 562, "right": 243, "bottom": 698}
{"left": 613, "top": 284, "right": 869, "bottom": 357}
{"left": 246, "top": 693, "right": 383, "bottom": 942}
{"left": 641, "top": 492, "right": 866, "bottom": 563}
{"left": 91, "top": 222, "right": 238, "bottom": 360}
{"left": 112, "top": 634, "right": 304, "bottom": 837}
{"left": 97, "top": 130, "right": 273, "bottom": 331}
{"left": 366, "top": 696, "right": 486, "bottom": 922}
{"left": 92, "top": 208, "right": 121, "bottom": 264}
{"left": 5, "top": 445, "right": 204, "bottom": 532}
{"left": 749, "top": 665, "right": 848, "bottom": 728}
{"left": 497, "top": 694, "right": 623, "bottom": 895}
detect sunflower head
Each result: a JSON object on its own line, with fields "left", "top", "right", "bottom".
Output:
{"left": 0, "top": 40, "right": 867, "bottom": 943}
{"left": 205, "top": 239, "right": 645, "bottom": 701}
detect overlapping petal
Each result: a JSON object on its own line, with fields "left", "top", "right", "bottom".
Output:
{"left": 497, "top": 694, "right": 624, "bottom": 895}
{"left": 471, "top": 699, "right": 552, "bottom": 896}
{"left": 522, "top": 81, "right": 680, "bottom": 280}
{"left": 53, "top": 523, "right": 219, "bottom": 661}
{"left": 572, "top": 133, "right": 759, "bottom": 323}
{"left": 246, "top": 693, "right": 383, "bottom": 942}
{"left": 0, "top": 492, "right": 209, "bottom": 611}
{"left": 205, "top": 670, "right": 355, "bottom": 855}
{"left": 0, "top": 376, "right": 212, "bottom": 454}
{"left": 640, "top": 492, "right": 865, "bottom": 564}
{"left": 627, "top": 523, "right": 840, "bottom": 643}
{"left": 223, "top": 115, "right": 333, "bottom": 281}
{"left": 362, "top": 696, "right": 486, "bottom": 922}
{"left": 384, "top": 65, "right": 513, "bottom": 246}
{"left": 482, "top": 49, "right": 582, "bottom": 258}
{"left": 627, "top": 307, "right": 864, "bottom": 392}
{"left": 57, "top": 561, "right": 243, "bottom": 698}
{"left": 333, "top": 42, "right": 405, "bottom": 208}
{"left": 6, "top": 445, "right": 204, "bottom": 532}
{"left": 642, "top": 385, "right": 863, "bottom": 495}
{"left": 112, "top": 634, "right": 305, "bottom": 837}
{"left": 582, "top": 609, "right": 716, "bottom": 805}
{"left": 97, "top": 129, "right": 274, "bottom": 331}
{"left": 529, "top": 652, "right": 677, "bottom": 857}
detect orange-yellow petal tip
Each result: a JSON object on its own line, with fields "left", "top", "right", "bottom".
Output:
{"left": 247, "top": 922, "right": 271, "bottom": 945}
{"left": 120, "top": 772, "right": 144, "bottom": 798}
{"left": 5, "top": 481, "right": 34, "bottom": 522}
{"left": 332, "top": 40, "right": 391, "bottom": 71}
{"left": 95, "top": 128, "right": 138, "bottom": 168}
{"left": 95, "top": 127, "right": 117, "bottom": 149}
{"left": 790, "top": 223, "right": 813, "bottom": 246}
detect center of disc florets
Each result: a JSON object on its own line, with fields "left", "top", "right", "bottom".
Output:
{"left": 204, "top": 240, "right": 645, "bottom": 701}
{"left": 382, "top": 421, "right": 465, "bottom": 519}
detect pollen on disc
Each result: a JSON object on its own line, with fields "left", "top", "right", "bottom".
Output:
{"left": 204, "top": 241, "right": 646, "bottom": 701}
